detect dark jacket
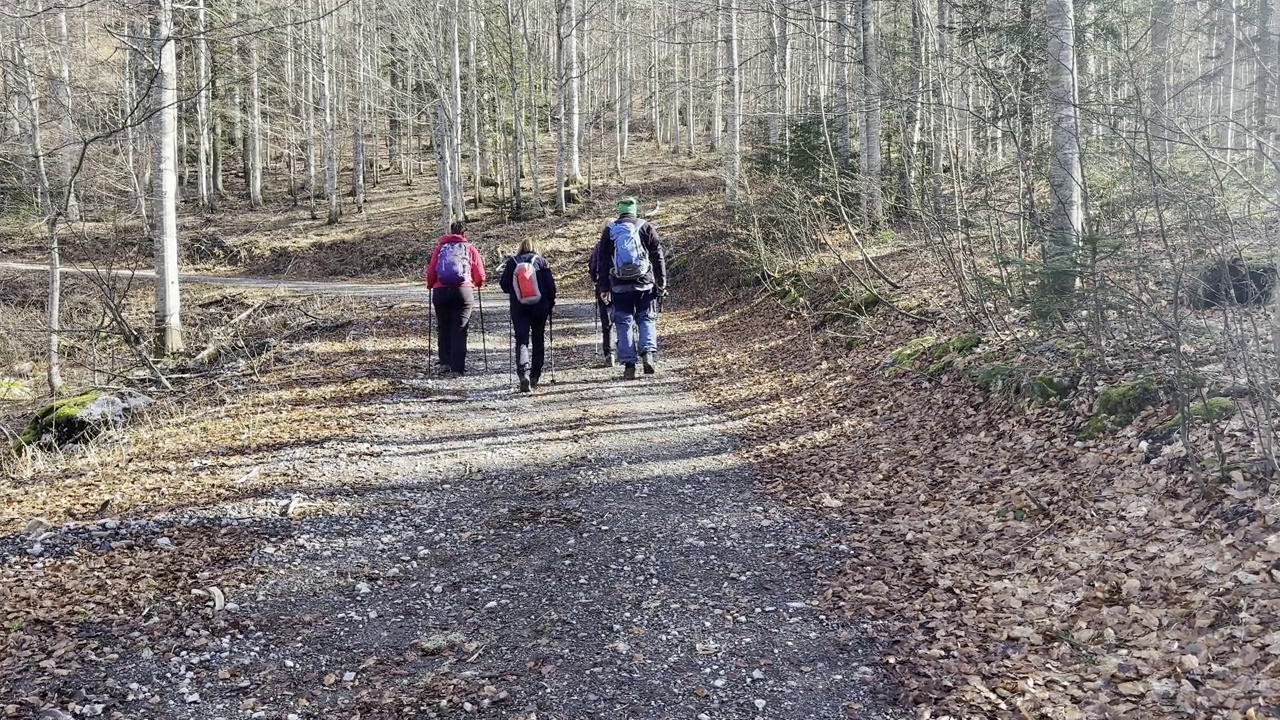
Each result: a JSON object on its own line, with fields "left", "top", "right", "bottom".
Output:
{"left": 500, "top": 252, "right": 557, "bottom": 312}
{"left": 594, "top": 214, "right": 666, "bottom": 294}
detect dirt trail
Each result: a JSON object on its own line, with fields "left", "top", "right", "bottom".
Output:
{"left": 3, "top": 276, "right": 903, "bottom": 718}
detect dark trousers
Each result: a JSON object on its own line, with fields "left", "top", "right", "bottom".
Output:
{"left": 432, "top": 286, "right": 475, "bottom": 373}
{"left": 597, "top": 297, "right": 614, "bottom": 355}
{"left": 512, "top": 305, "right": 549, "bottom": 379}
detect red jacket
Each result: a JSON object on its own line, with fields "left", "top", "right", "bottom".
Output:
{"left": 424, "top": 234, "right": 486, "bottom": 289}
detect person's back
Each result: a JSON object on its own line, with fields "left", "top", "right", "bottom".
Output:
{"left": 500, "top": 239, "right": 557, "bottom": 392}
{"left": 595, "top": 198, "right": 666, "bottom": 380}
{"left": 425, "top": 222, "right": 486, "bottom": 376}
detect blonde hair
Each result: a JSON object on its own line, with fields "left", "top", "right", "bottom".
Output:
{"left": 518, "top": 238, "right": 538, "bottom": 255}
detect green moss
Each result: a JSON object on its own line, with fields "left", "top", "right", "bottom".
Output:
{"left": 14, "top": 390, "right": 102, "bottom": 451}
{"left": 0, "top": 378, "right": 31, "bottom": 401}
{"left": 1095, "top": 378, "right": 1160, "bottom": 425}
{"left": 973, "top": 364, "right": 1024, "bottom": 392}
{"left": 1026, "top": 375, "right": 1076, "bottom": 403}
{"left": 948, "top": 333, "right": 984, "bottom": 355}
{"left": 889, "top": 336, "right": 938, "bottom": 368}
{"left": 926, "top": 357, "right": 955, "bottom": 376}
{"left": 1078, "top": 416, "right": 1110, "bottom": 440}
{"left": 1158, "top": 396, "right": 1236, "bottom": 432}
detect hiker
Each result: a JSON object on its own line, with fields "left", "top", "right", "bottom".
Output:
{"left": 424, "top": 221, "right": 486, "bottom": 377}
{"left": 594, "top": 197, "right": 667, "bottom": 380}
{"left": 499, "top": 238, "right": 557, "bottom": 392}
{"left": 588, "top": 237, "right": 615, "bottom": 367}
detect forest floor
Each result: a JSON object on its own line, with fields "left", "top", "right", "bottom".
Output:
{"left": 3, "top": 148, "right": 1278, "bottom": 719}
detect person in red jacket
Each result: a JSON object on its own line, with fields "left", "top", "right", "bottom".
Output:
{"left": 424, "top": 221, "right": 486, "bottom": 376}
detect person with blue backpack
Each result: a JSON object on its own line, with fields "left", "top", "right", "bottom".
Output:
{"left": 424, "top": 221, "right": 487, "bottom": 377}
{"left": 594, "top": 197, "right": 667, "bottom": 380}
{"left": 499, "top": 238, "right": 557, "bottom": 392}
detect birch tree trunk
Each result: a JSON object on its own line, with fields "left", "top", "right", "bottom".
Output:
{"left": 305, "top": 13, "right": 318, "bottom": 219}
{"left": 835, "top": 1, "right": 851, "bottom": 171}
{"left": 246, "top": 2, "right": 264, "bottom": 208}
{"left": 450, "top": 0, "right": 466, "bottom": 214}
{"left": 1046, "top": 0, "right": 1082, "bottom": 296}
{"left": 860, "top": 0, "right": 884, "bottom": 224}
{"left": 555, "top": 0, "right": 568, "bottom": 213}
{"left": 16, "top": 31, "right": 62, "bottom": 394}
{"left": 152, "top": 0, "right": 185, "bottom": 354}
{"left": 505, "top": 0, "right": 525, "bottom": 216}
{"left": 568, "top": 0, "right": 583, "bottom": 182}
{"left": 56, "top": 10, "right": 79, "bottom": 222}
{"left": 196, "top": 0, "right": 213, "bottom": 211}
{"left": 352, "top": 0, "right": 367, "bottom": 211}
{"left": 712, "top": 0, "right": 724, "bottom": 150}
{"left": 468, "top": 0, "right": 483, "bottom": 206}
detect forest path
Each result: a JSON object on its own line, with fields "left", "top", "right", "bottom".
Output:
{"left": 2, "top": 264, "right": 902, "bottom": 717}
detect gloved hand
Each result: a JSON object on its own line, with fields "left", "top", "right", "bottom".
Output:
{"left": 659, "top": 286, "right": 669, "bottom": 298}
{"left": 599, "top": 291, "right": 612, "bottom": 305}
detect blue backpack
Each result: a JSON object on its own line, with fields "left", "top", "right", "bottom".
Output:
{"left": 609, "top": 220, "right": 650, "bottom": 283}
{"left": 437, "top": 243, "right": 471, "bottom": 286}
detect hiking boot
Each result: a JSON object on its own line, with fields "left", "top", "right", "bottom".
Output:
{"left": 530, "top": 373, "right": 541, "bottom": 390}
{"left": 642, "top": 352, "right": 656, "bottom": 375}
{"left": 518, "top": 371, "right": 531, "bottom": 393}
{"left": 623, "top": 363, "right": 637, "bottom": 381}
{"left": 603, "top": 352, "right": 616, "bottom": 368}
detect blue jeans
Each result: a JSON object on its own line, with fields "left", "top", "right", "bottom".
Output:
{"left": 612, "top": 290, "right": 656, "bottom": 365}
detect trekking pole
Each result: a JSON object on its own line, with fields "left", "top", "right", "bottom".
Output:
{"left": 549, "top": 310, "right": 556, "bottom": 384}
{"left": 477, "top": 289, "right": 490, "bottom": 372}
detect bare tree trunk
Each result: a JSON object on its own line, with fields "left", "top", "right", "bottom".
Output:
{"left": 196, "top": 0, "right": 213, "bottom": 211}
{"left": 468, "top": 0, "right": 483, "bottom": 206}
{"left": 686, "top": 20, "right": 695, "bottom": 157}
{"left": 836, "top": 0, "right": 851, "bottom": 171}
{"left": 305, "top": 13, "right": 318, "bottom": 219}
{"left": 725, "top": 0, "right": 741, "bottom": 204}
{"left": 613, "top": 0, "right": 624, "bottom": 176}
{"left": 712, "top": 0, "right": 724, "bottom": 150}
{"left": 55, "top": 10, "right": 79, "bottom": 222}
{"left": 506, "top": 0, "right": 525, "bottom": 216}
{"left": 152, "top": 0, "right": 184, "bottom": 354}
{"left": 555, "top": 0, "right": 568, "bottom": 213}
{"left": 16, "top": 31, "right": 62, "bottom": 394}
{"left": 435, "top": 104, "right": 455, "bottom": 227}
{"left": 860, "top": 0, "right": 883, "bottom": 224}
{"left": 319, "top": 1, "right": 338, "bottom": 225}
{"left": 352, "top": 0, "right": 367, "bottom": 211}
{"left": 450, "top": 0, "right": 466, "bottom": 214}
{"left": 1046, "top": 0, "right": 1082, "bottom": 296}
{"left": 246, "top": 2, "right": 264, "bottom": 208}
{"left": 1149, "top": 0, "right": 1172, "bottom": 160}
{"left": 568, "top": 0, "right": 583, "bottom": 181}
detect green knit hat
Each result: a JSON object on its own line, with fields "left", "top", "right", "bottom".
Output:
{"left": 617, "top": 197, "right": 639, "bottom": 215}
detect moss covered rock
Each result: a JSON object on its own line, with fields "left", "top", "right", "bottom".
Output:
{"left": 1158, "top": 396, "right": 1236, "bottom": 432}
{"left": 1078, "top": 377, "right": 1161, "bottom": 439}
{"left": 972, "top": 364, "right": 1024, "bottom": 393}
{"left": 887, "top": 336, "right": 939, "bottom": 370}
{"left": 14, "top": 389, "right": 152, "bottom": 452}
{"left": 1095, "top": 378, "right": 1160, "bottom": 424}
{"left": 1026, "top": 375, "right": 1076, "bottom": 403}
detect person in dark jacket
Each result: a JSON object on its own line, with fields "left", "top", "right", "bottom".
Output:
{"left": 500, "top": 238, "right": 558, "bottom": 392}
{"left": 587, "top": 239, "right": 615, "bottom": 367}
{"left": 424, "top": 221, "right": 486, "bottom": 377}
{"left": 594, "top": 197, "right": 666, "bottom": 380}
